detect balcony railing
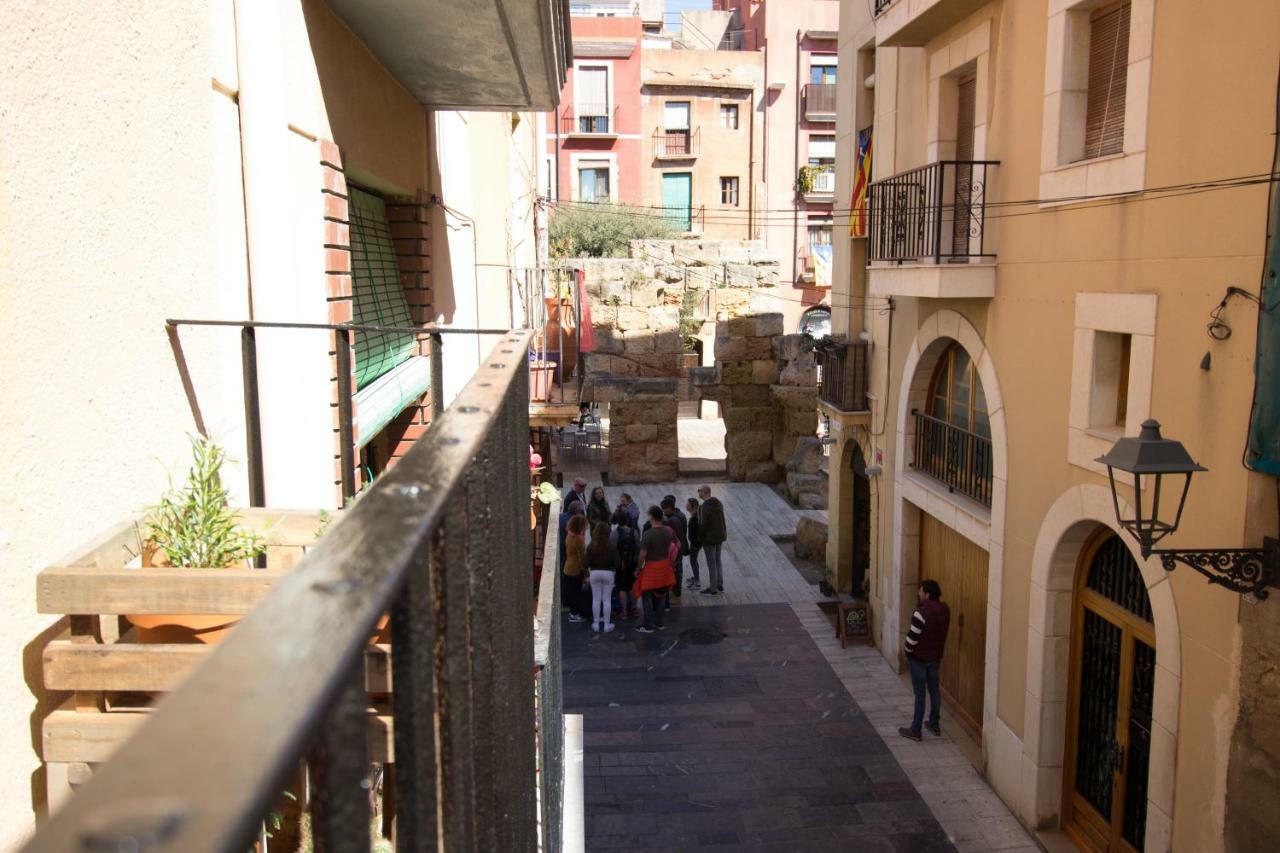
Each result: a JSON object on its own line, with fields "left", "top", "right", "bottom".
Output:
{"left": 653, "top": 127, "right": 699, "bottom": 158}
{"left": 874, "top": 0, "right": 894, "bottom": 16}
{"left": 868, "top": 160, "right": 997, "bottom": 264}
{"left": 817, "top": 341, "right": 870, "bottom": 413}
{"left": 801, "top": 165, "right": 836, "bottom": 198}
{"left": 911, "top": 409, "right": 994, "bottom": 506}
{"left": 25, "top": 335, "right": 561, "bottom": 853}
{"left": 804, "top": 83, "right": 838, "bottom": 121}
{"left": 560, "top": 103, "right": 619, "bottom": 135}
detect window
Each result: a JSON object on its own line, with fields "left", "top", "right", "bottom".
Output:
{"left": 1089, "top": 331, "right": 1132, "bottom": 429}
{"left": 348, "top": 188, "right": 415, "bottom": 389}
{"left": 928, "top": 343, "right": 991, "bottom": 438}
{"left": 810, "top": 60, "right": 837, "bottom": 85}
{"left": 720, "top": 176, "right": 739, "bottom": 206}
{"left": 808, "top": 224, "right": 833, "bottom": 248}
{"left": 807, "top": 134, "right": 836, "bottom": 165}
{"left": 719, "top": 103, "right": 739, "bottom": 129}
{"left": 1082, "top": 2, "right": 1131, "bottom": 160}
{"left": 578, "top": 166, "right": 610, "bottom": 202}
{"left": 576, "top": 66, "right": 609, "bottom": 133}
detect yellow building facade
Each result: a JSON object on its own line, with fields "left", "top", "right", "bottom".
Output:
{"left": 826, "top": 1, "right": 1279, "bottom": 850}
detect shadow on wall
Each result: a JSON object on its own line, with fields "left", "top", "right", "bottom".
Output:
{"left": 25, "top": 616, "right": 69, "bottom": 821}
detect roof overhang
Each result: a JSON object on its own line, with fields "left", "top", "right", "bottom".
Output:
{"left": 326, "top": 0, "right": 572, "bottom": 111}
{"left": 642, "top": 78, "right": 756, "bottom": 91}
{"left": 573, "top": 39, "right": 636, "bottom": 59}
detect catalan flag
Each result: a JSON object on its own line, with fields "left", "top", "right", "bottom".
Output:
{"left": 849, "top": 126, "right": 873, "bottom": 237}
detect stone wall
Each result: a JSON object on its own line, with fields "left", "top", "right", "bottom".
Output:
{"left": 597, "top": 379, "right": 680, "bottom": 484}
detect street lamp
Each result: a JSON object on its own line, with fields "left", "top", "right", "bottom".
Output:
{"left": 1096, "top": 419, "right": 1280, "bottom": 599}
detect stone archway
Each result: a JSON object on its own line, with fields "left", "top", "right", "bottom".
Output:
{"left": 887, "top": 309, "right": 1008, "bottom": 746}
{"left": 1021, "top": 484, "right": 1180, "bottom": 849}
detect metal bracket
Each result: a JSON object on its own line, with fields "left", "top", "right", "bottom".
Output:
{"left": 1154, "top": 537, "right": 1280, "bottom": 599}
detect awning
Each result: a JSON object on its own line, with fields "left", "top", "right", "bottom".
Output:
{"left": 355, "top": 356, "right": 432, "bottom": 448}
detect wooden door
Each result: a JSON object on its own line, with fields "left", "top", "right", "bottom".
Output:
{"left": 1064, "top": 531, "right": 1155, "bottom": 853}
{"left": 919, "top": 513, "right": 988, "bottom": 731}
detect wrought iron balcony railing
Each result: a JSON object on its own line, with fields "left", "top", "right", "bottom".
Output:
{"left": 653, "top": 127, "right": 700, "bottom": 158}
{"left": 911, "top": 409, "right": 994, "bottom": 506}
{"left": 804, "top": 83, "right": 838, "bottom": 120}
{"left": 24, "top": 334, "right": 563, "bottom": 853}
{"left": 560, "top": 103, "right": 619, "bottom": 135}
{"left": 868, "top": 160, "right": 998, "bottom": 264}
{"left": 874, "top": 0, "right": 894, "bottom": 16}
{"left": 817, "top": 341, "right": 870, "bottom": 413}
{"left": 801, "top": 165, "right": 836, "bottom": 197}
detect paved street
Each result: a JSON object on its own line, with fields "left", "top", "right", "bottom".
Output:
{"left": 563, "top": 602, "right": 954, "bottom": 852}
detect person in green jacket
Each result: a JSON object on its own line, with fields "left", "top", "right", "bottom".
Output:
{"left": 696, "top": 485, "right": 728, "bottom": 594}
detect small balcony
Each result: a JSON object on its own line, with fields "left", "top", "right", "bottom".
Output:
{"left": 797, "top": 243, "right": 832, "bottom": 286}
{"left": 653, "top": 127, "right": 700, "bottom": 159}
{"left": 560, "top": 103, "right": 619, "bottom": 138}
{"left": 817, "top": 341, "right": 871, "bottom": 414}
{"left": 800, "top": 165, "right": 835, "bottom": 203}
{"left": 910, "top": 409, "right": 993, "bottom": 506}
{"left": 803, "top": 83, "right": 838, "bottom": 122}
{"left": 873, "top": 0, "right": 993, "bottom": 47}
{"left": 867, "top": 159, "right": 998, "bottom": 298}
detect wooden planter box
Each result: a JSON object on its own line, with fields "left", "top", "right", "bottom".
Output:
{"left": 36, "top": 508, "right": 399, "bottom": 811}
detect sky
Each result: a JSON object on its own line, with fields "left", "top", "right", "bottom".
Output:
{"left": 665, "top": 0, "right": 712, "bottom": 18}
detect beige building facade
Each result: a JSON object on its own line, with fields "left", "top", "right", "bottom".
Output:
{"left": 825, "top": 1, "right": 1279, "bottom": 851}
{"left": 641, "top": 48, "right": 764, "bottom": 241}
{"left": 0, "top": 0, "right": 566, "bottom": 843}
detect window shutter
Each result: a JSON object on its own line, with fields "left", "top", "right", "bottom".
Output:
{"left": 348, "top": 188, "right": 416, "bottom": 390}
{"left": 664, "top": 102, "right": 690, "bottom": 130}
{"left": 577, "top": 67, "right": 608, "bottom": 114}
{"left": 1084, "top": 2, "right": 1130, "bottom": 160}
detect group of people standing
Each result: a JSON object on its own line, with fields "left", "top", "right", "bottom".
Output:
{"left": 559, "top": 478, "right": 728, "bottom": 634}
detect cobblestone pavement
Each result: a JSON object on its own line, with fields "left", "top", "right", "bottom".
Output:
{"left": 563, "top": 602, "right": 957, "bottom": 852}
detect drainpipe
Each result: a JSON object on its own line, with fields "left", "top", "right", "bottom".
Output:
{"left": 747, "top": 91, "right": 756, "bottom": 240}
{"left": 791, "top": 28, "right": 802, "bottom": 291}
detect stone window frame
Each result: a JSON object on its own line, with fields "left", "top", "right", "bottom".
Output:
{"left": 1038, "top": 0, "right": 1155, "bottom": 204}
{"left": 569, "top": 152, "right": 619, "bottom": 204}
{"left": 926, "top": 19, "right": 993, "bottom": 164}
{"left": 1068, "top": 292, "right": 1157, "bottom": 476}
{"left": 571, "top": 59, "right": 615, "bottom": 124}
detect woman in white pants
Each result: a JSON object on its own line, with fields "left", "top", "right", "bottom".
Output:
{"left": 585, "top": 522, "right": 620, "bottom": 632}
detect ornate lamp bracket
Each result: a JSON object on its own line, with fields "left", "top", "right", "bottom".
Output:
{"left": 1155, "top": 538, "right": 1280, "bottom": 599}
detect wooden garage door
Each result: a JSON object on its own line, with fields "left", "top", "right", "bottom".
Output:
{"left": 920, "top": 513, "right": 989, "bottom": 731}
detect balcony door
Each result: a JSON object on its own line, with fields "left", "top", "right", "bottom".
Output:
{"left": 663, "top": 101, "right": 691, "bottom": 155}
{"left": 662, "top": 172, "right": 692, "bottom": 231}
{"left": 919, "top": 513, "right": 988, "bottom": 732}
{"left": 951, "top": 73, "right": 977, "bottom": 258}
{"left": 577, "top": 66, "right": 609, "bottom": 133}
{"left": 913, "top": 342, "right": 993, "bottom": 505}
{"left": 1064, "top": 532, "right": 1154, "bottom": 853}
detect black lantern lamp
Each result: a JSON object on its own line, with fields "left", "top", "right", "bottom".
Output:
{"left": 1097, "top": 419, "right": 1280, "bottom": 599}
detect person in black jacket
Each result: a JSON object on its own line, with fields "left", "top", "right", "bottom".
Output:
{"left": 899, "top": 579, "right": 951, "bottom": 741}
{"left": 685, "top": 497, "right": 702, "bottom": 590}
{"left": 660, "top": 496, "right": 688, "bottom": 602}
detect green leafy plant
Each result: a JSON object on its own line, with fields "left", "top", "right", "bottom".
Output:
{"left": 678, "top": 289, "right": 702, "bottom": 348}
{"left": 550, "top": 203, "right": 679, "bottom": 258}
{"left": 147, "top": 436, "right": 264, "bottom": 568}
{"left": 797, "top": 164, "right": 818, "bottom": 195}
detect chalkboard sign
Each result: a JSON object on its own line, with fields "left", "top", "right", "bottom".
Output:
{"left": 838, "top": 601, "right": 871, "bottom": 648}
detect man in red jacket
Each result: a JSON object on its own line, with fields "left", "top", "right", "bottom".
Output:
{"left": 899, "top": 579, "right": 951, "bottom": 741}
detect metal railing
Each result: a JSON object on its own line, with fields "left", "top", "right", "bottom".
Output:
{"left": 804, "top": 83, "right": 838, "bottom": 119}
{"left": 874, "top": 0, "right": 894, "bottom": 16}
{"left": 560, "top": 103, "right": 619, "bottom": 135}
{"left": 534, "top": 502, "right": 565, "bottom": 853}
{"left": 653, "top": 127, "right": 700, "bottom": 158}
{"left": 911, "top": 409, "right": 994, "bottom": 506}
{"left": 818, "top": 341, "right": 870, "bottom": 413}
{"left": 868, "top": 159, "right": 998, "bottom": 264}
{"left": 25, "top": 334, "right": 554, "bottom": 853}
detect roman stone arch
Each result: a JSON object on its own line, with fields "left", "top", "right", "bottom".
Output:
{"left": 1021, "top": 483, "right": 1180, "bottom": 849}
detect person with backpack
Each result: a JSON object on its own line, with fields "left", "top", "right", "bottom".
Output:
{"left": 611, "top": 509, "right": 639, "bottom": 621}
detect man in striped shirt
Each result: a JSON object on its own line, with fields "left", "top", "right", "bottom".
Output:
{"left": 899, "top": 579, "right": 951, "bottom": 742}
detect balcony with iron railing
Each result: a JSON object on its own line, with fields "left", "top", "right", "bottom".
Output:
{"left": 803, "top": 83, "right": 837, "bottom": 122}
{"left": 652, "top": 126, "right": 700, "bottom": 159}
{"left": 800, "top": 164, "right": 836, "bottom": 203}
{"left": 867, "top": 159, "right": 998, "bottom": 298}
{"left": 817, "top": 341, "right": 871, "bottom": 415}
{"left": 25, "top": 334, "right": 573, "bottom": 853}
{"left": 910, "top": 409, "right": 994, "bottom": 506}
{"left": 560, "top": 103, "right": 620, "bottom": 137}
{"left": 873, "top": 0, "right": 994, "bottom": 47}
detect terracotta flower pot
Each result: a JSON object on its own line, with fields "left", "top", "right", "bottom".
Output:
{"left": 126, "top": 613, "right": 241, "bottom": 645}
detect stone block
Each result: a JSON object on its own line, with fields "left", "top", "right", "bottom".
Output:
{"left": 786, "top": 472, "right": 825, "bottom": 496}
{"left": 625, "top": 379, "right": 679, "bottom": 401}
{"left": 718, "top": 288, "right": 750, "bottom": 310}
{"left": 653, "top": 329, "right": 684, "bottom": 354}
{"left": 751, "top": 359, "right": 780, "bottom": 385}
{"left": 753, "top": 313, "right": 785, "bottom": 337}
{"left": 677, "top": 352, "right": 700, "bottom": 370}
{"left": 771, "top": 384, "right": 816, "bottom": 411}
{"left": 726, "top": 263, "right": 760, "bottom": 287}
{"left": 636, "top": 353, "right": 678, "bottom": 375}
{"left": 794, "top": 516, "right": 829, "bottom": 561}
{"left": 689, "top": 366, "right": 718, "bottom": 386}
{"left": 699, "top": 383, "right": 730, "bottom": 403}
{"left": 650, "top": 306, "right": 681, "bottom": 330}
{"left": 720, "top": 360, "right": 754, "bottom": 385}
{"left": 627, "top": 423, "right": 658, "bottom": 443}
{"left": 715, "top": 335, "right": 747, "bottom": 360}
{"left": 777, "top": 334, "right": 808, "bottom": 361}
{"left": 726, "top": 429, "right": 772, "bottom": 463}
{"left": 590, "top": 378, "right": 627, "bottom": 403}
{"left": 724, "top": 406, "right": 775, "bottom": 432}
{"left": 743, "top": 336, "right": 774, "bottom": 359}
{"left": 744, "top": 461, "right": 784, "bottom": 484}
{"left": 623, "top": 329, "right": 655, "bottom": 354}
{"left": 655, "top": 422, "right": 678, "bottom": 446}
{"left": 616, "top": 307, "right": 650, "bottom": 331}
{"left": 798, "top": 492, "right": 828, "bottom": 511}
{"left": 594, "top": 327, "right": 624, "bottom": 355}
{"left": 655, "top": 264, "right": 684, "bottom": 283}
{"left": 731, "top": 384, "right": 770, "bottom": 406}
{"left": 633, "top": 240, "right": 674, "bottom": 263}
{"left": 727, "top": 315, "right": 757, "bottom": 336}
{"left": 609, "top": 356, "right": 641, "bottom": 377}
{"left": 785, "top": 410, "right": 819, "bottom": 437}
{"left": 629, "top": 283, "right": 664, "bottom": 308}
{"left": 591, "top": 306, "right": 618, "bottom": 329}
{"left": 786, "top": 437, "right": 825, "bottom": 474}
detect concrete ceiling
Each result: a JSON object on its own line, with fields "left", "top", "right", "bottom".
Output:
{"left": 326, "top": 0, "right": 571, "bottom": 111}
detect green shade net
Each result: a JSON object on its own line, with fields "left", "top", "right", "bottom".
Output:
{"left": 1246, "top": 81, "right": 1280, "bottom": 476}
{"left": 348, "top": 187, "right": 416, "bottom": 389}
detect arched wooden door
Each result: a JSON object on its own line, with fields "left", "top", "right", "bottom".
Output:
{"left": 1064, "top": 532, "right": 1155, "bottom": 852}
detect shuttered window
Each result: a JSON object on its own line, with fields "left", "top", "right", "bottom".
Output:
{"left": 1083, "top": 2, "right": 1130, "bottom": 160}
{"left": 577, "top": 67, "right": 608, "bottom": 117}
{"left": 348, "top": 188, "right": 415, "bottom": 389}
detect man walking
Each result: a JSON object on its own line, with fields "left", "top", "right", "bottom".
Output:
{"left": 696, "top": 485, "right": 727, "bottom": 595}
{"left": 899, "top": 579, "right": 951, "bottom": 741}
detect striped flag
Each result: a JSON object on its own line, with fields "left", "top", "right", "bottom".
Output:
{"left": 849, "top": 126, "right": 873, "bottom": 237}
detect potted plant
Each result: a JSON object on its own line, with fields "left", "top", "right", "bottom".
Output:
{"left": 529, "top": 446, "right": 557, "bottom": 529}
{"left": 127, "top": 436, "right": 265, "bottom": 644}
